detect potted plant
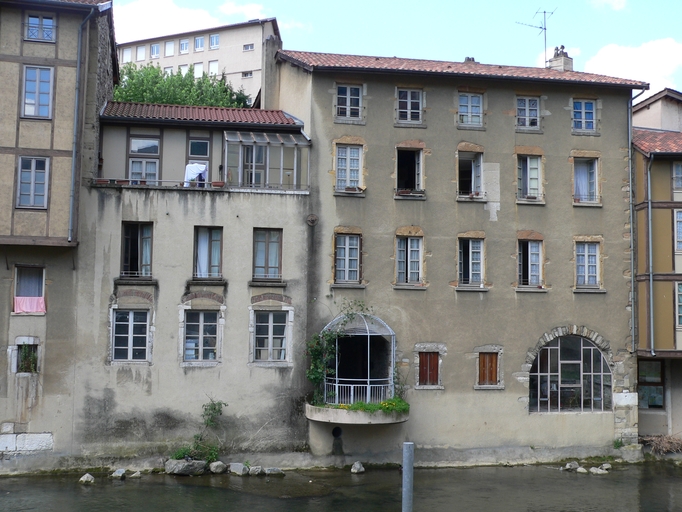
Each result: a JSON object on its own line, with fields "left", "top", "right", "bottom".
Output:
{"left": 212, "top": 181, "right": 225, "bottom": 188}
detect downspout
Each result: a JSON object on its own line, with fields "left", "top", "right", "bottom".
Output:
{"left": 67, "top": 7, "right": 96, "bottom": 243}
{"left": 628, "top": 89, "right": 645, "bottom": 354}
{"left": 647, "top": 153, "right": 656, "bottom": 357}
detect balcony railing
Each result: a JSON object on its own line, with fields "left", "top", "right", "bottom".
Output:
{"left": 572, "top": 194, "right": 601, "bottom": 203}
{"left": 91, "top": 178, "right": 309, "bottom": 191}
{"left": 324, "top": 378, "right": 392, "bottom": 405}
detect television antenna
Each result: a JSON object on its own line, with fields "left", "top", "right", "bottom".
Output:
{"left": 516, "top": 8, "right": 557, "bottom": 67}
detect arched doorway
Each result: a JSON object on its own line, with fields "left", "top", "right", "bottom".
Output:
{"left": 321, "top": 313, "right": 396, "bottom": 405}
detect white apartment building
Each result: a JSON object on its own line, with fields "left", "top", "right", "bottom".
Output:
{"left": 117, "top": 18, "right": 279, "bottom": 103}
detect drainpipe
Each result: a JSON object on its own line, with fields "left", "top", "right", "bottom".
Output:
{"left": 647, "top": 154, "right": 656, "bottom": 357}
{"left": 628, "top": 89, "right": 645, "bottom": 354}
{"left": 67, "top": 7, "right": 97, "bottom": 243}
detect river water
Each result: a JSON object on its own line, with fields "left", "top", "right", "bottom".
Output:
{"left": 1, "top": 463, "right": 680, "bottom": 511}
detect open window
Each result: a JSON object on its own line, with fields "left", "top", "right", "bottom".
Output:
{"left": 518, "top": 240, "right": 543, "bottom": 287}
{"left": 457, "top": 152, "right": 482, "bottom": 197}
{"left": 121, "top": 223, "right": 152, "bottom": 278}
{"left": 573, "top": 158, "right": 598, "bottom": 203}
{"left": 396, "top": 148, "right": 423, "bottom": 195}
{"left": 517, "top": 155, "right": 542, "bottom": 202}
{"left": 194, "top": 227, "right": 222, "bottom": 278}
{"left": 458, "top": 238, "right": 484, "bottom": 286}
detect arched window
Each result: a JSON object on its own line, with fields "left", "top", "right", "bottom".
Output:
{"left": 529, "top": 336, "right": 611, "bottom": 412}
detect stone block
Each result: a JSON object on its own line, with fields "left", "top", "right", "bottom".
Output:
{"left": 209, "top": 461, "right": 227, "bottom": 474}
{"left": 564, "top": 461, "right": 579, "bottom": 471}
{"left": 589, "top": 467, "right": 608, "bottom": 475}
{"left": 0, "top": 423, "right": 14, "bottom": 434}
{"left": 15, "top": 433, "right": 53, "bottom": 451}
{"left": 110, "top": 469, "right": 126, "bottom": 480}
{"left": 229, "top": 463, "right": 249, "bottom": 476}
{"left": 0, "top": 434, "right": 16, "bottom": 451}
{"left": 599, "top": 463, "right": 612, "bottom": 471}
{"left": 351, "top": 461, "right": 365, "bottom": 474}
{"left": 79, "top": 473, "right": 95, "bottom": 484}
{"left": 128, "top": 471, "right": 142, "bottom": 479}
{"left": 165, "top": 459, "right": 207, "bottom": 476}
{"left": 576, "top": 467, "right": 588, "bottom": 474}
{"left": 249, "top": 465, "right": 264, "bottom": 476}
{"left": 265, "top": 467, "right": 285, "bottom": 477}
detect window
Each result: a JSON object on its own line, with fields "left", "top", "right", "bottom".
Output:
{"left": 674, "top": 163, "right": 682, "bottom": 189}
{"left": 136, "top": 45, "right": 145, "bottom": 61}
{"left": 163, "top": 67, "right": 173, "bottom": 76}
{"left": 336, "top": 145, "right": 362, "bottom": 191}
{"left": 150, "top": 43, "right": 160, "bottom": 59}
{"left": 419, "top": 352, "right": 439, "bottom": 386}
{"left": 396, "top": 237, "right": 422, "bottom": 284}
{"left": 179, "top": 64, "right": 188, "bottom": 76}
{"left": 184, "top": 311, "right": 217, "bottom": 361}
{"left": 336, "top": 85, "right": 361, "bottom": 119}
{"left": 242, "top": 145, "right": 265, "bottom": 186}
{"left": 478, "top": 352, "right": 498, "bottom": 386}
{"left": 576, "top": 242, "right": 599, "bottom": 287}
{"left": 458, "top": 239, "right": 483, "bottom": 285}
{"left": 242, "top": 71, "right": 253, "bottom": 79}
{"left": 457, "top": 152, "right": 482, "bottom": 196}
{"left": 17, "top": 343, "right": 38, "bottom": 373}
{"left": 208, "top": 60, "right": 219, "bottom": 76}
{"left": 396, "top": 149, "right": 422, "bottom": 193}
{"left": 195, "top": 36, "right": 204, "bottom": 51}
{"left": 113, "top": 310, "right": 148, "bottom": 361}
{"left": 129, "top": 138, "right": 159, "bottom": 184}
{"left": 638, "top": 360, "right": 664, "bottom": 409}
{"left": 397, "top": 89, "right": 422, "bottom": 123}
{"left": 122, "top": 47, "right": 132, "bottom": 63}
{"left": 573, "top": 100, "right": 595, "bottom": 131}
{"left": 255, "top": 311, "right": 287, "bottom": 361}
{"left": 179, "top": 39, "right": 188, "bottom": 54}
{"left": 529, "top": 336, "right": 612, "bottom": 412}
{"left": 517, "top": 155, "right": 541, "bottom": 200}
{"left": 189, "top": 140, "right": 209, "bottom": 158}
{"left": 165, "top": 40, "right": 174, "bottom": 56}
{"left": 458, "top": 93, "right": 482, "bottom": 126}
{"left": 518, "top": 240, "right": 542, "bottom": 286}
{"left": 23, "top": 66, "right": 53, "bottom": 118}
{"left": 26, "top": 14, "right": 54, "bottom": 42}
{"left": 121, "top": 223, "right": 152, "bottom": 278}
{"left": 243, "top": 43, "right": 254, "bottom": 51}
{"left": 14, "top": 267, "right": 45, "bottom": 314}
{"left": 516, "top": 96, "right": 540, "bottom": 129}
{"left": 574, "top": 159, "right": 598, "bottom": 202}
{"left": 678, "top": 283, "right": 682, "bottom": 325}
{"left": 16, "top": 157, "right": 48, "bottom": 208}
{"left": 194, "top": 227, "right": 222, "bottom": 278}
{"left": 253, "top": 229, "right": 282, "bottom": 280}
{"left": 209, "top": 34, "right": 219, "bottom": 49}
{"left": 335, "top": 234, "right": 360, "bottom": 283}
{"left": 194, "top": 63, "right": 203, "bottom": 78}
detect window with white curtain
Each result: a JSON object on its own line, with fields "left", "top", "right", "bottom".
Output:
{"left": 14, "top": 266, "right": 45, "bottom": 313}
{"left": 396, "top": 236, "right": 422, "bottom": 284}
{"left": 194, "top": 227, "right": 222, "bottom": 278}
{"left": 336, "top": 145, "right": 362, "bottom": 190}
{"left": 674, "top": 162, "right": 682, "bottom": 189}
{"left": 255, "top": 311, "right": 287, "bottom": 361}
{"left": 574, "top": 158, "right": 598, "bottom": 202}
{"left": 517, "top": 155, "right": 541, "bottom": 200}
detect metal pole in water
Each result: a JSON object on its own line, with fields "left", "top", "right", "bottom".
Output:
{"left": 402, "top": 441, "right": 414, "bottom": 512}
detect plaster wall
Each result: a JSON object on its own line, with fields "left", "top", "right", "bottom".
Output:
{"left": 633, "top": 101, "right": 663, "bottom": 130}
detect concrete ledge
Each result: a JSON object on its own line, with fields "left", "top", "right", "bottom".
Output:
{"left": 305, "top": 403, "right": 409, "bottom": 425}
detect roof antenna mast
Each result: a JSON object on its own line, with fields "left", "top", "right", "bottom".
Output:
{"left": 516, "top": 8, "right": 557, "bottom": 67}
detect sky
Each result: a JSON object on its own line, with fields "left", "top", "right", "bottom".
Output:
{"left": 113, "top": 0, "right": 682, "bottom": 99}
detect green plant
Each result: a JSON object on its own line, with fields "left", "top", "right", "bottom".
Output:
{"left": 170, "top": 397, "right": 228, "bottom": 463}
{"left": 244, "top": 460, "right": 251, "bottom": 469}
{"left": 334, "top": 398, "right": 410, "bottom": 414}
{"left": 613, "top": 438, "right": 624, "bottom": 449}
{"left": 18, "top": 345, "right": 37, "bottom": 373}
{"left": 202, "top": 397, "right": 228, "bottom": 428}
{"left": 393, "top": 364, "right": 409, "bottom": 401}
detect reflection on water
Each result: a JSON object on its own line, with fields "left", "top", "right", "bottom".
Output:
{"left": 0, "top": 463, "right": 680, "bottom": 511}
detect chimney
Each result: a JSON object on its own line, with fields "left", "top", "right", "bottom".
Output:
{"left": 547, "top": 45, "right": 573, "bottom": 71}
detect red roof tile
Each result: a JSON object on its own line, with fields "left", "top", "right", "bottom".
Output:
{"left": 278, "top": 50, "right": 648, "bottom": 89}
{"left": 101, "top": 101, "right": 299, "bottom": 126}
{"left": 633, "top": 128, "right": 682, "bottom": 155}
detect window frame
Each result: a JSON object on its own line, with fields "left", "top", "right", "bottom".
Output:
{"left": 254, "top": 311, "right": 288, "bottom": 362}
{"left": 517, "top": 155, "right": 542, "bottom": 202}
{"left": 16, "top": 156, "right": 49, "bottom": 209}
{"left": 193, "top": 226, "right": 222, "bottom": 279}
{"left": 517, "top": 239, "right": 543, "bottom": 288}
{"left": 334, "top": 233, "right": 361, "bottom": 284}
{"left": 575, "top": 241, "right": 600, "bottom": 288}
{"left": 136, "top": 45, "right": 145, "bottom": 61}
{"left": 13, "top": 266, "right": 46, "bottom": 314}
{"left": 242, "top": 71, "right": 253, "bottom": 79}
{"left": 529, "top": 336, "right": 612, "bottom": 412}
{"left": 121, "top": 222, "right": 153, "bottom": 278}
{"left": 457, "top": 152, "right": 483, "bottom": 197}
{"left": 243, "top": 43, "right": 255, "bottom": 51}
{"left": 25, "top": 13, "right": 55, "bottom": 42}
{"left": 335, "top": 144, "right": 362, "bottom": 191}
{"left": 413, "top": 343, "right": 446, "bottom": 390}
{"left": 209, "top": 33, "right": 219, "bottom": 49}
{"left": 178, "top": 64, "right": 188, "bottom": 76}
{"left": 573, "top": 99, "right": 596, "bottom": 132}
{"left": 248, "top": 305, "right": 294, "bottom": 366}
{"left": 183, "top": 310, "right": 218, "bottom": 362}
{"left": 122, "top": 47, "right": 132, "bottom": 63}
{"left": 179, "top": 39, "right": 189, "bottom": 54}
{"left": 165, "top": 40, "right": 175, "bottom": 57}
{"left": 252, "top": 228, "right": 283, "bottom": 281}
{"left": 674, "top": 162, "right": 682, "bottom": 190}
{"left": 150, "top": 43, "right": 160, "bottom": 59}
{"left": 458, "top": 238, "right": 484, "bottom": 286}
{"left": 474, "top": 345, "right": 504, "bottom": 390}
{"left": 193, "top": 62, "right": 204, "bottom": 78}
{"left": 573, "top": 158, "right": 599, "bottom": 203}
{"left": 194, "top": 36, "right": 204, "bottom": 52}
{"left": 336, "top": 84, "right": 362, "bottom": 121}
{"left": 516, "top": 96, "right": 540, "bottom": 130}
{"left": 677, "top": 282, "right": 682, "bottom": 327}
{"left": 458, "top": 93, "right": 483, "bottom": 127}
{"left": 112, "top": 309, "right": 149, "bottom": 362}
{"left": 396, "top": 88, "right": 423, "bottom": 124}
{"left": 638, "top": 360, "right": 665, "bottom": 410}
{"left": 208, "top": 60, "right": 219, "bottom": 76}
{"left": 22, "top": 65, "right": 53, "bottom": 119}
{"left": 396, "top": 236, "right": 423, "bottom": 285}
{"left": 396, "top": 148, "right": 423, "bottom": 194}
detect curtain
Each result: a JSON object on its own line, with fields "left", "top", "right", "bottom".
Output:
{"left": 15, "top": 267, "right": 45, "bottom": 313}
{"left": 574, "top": 161, "right": 588, "bottom": 200}
{"left": 196, "top": 228, "right": 209, "bottom": 277}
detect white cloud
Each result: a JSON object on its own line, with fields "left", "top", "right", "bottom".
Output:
{"left": 584, "top": 38, "right": 682, "bottom": 96}
{"left": 590, "top": 0, "right": 627, "bottom": 10}
{"left": 218, "top": 1, "right": 265, "bottom": 20}
{"left": 113, "top": 1, "right": 221, "bottom": 43}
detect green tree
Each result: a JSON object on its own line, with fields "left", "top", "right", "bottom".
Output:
{"left": 113, "top": 63, "right": 250, "bottom": 107}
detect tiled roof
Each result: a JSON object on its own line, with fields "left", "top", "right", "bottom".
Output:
{"left": 101, "top": 101, "right": 299, "bottom": 126}
{"left": 633, "top": 128, "right": 682, "bottom": 155}
{"left": 278, "top": 50, "right": 648, "bottom": 89}
{"left": 47, "top": 0, "right": 105, "bottom": 5}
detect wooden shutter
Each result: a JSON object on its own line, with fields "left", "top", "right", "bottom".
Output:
{"left": 419, "top": 352, "right": 439, "bottom": 386}
{"left": 479, "top": 352, "right": 498, "bottom": 385}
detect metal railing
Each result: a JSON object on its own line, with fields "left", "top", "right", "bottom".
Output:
{"left": 324, "top": 378, "right": 392, "bottom": 405}
{"left": 91, "top": 178, "right": 309, "bottom": 191}
{"left": 572, "top": 194, "right": 601, "bottom": 203}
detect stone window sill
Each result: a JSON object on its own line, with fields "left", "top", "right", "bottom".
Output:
{"left": 573, "top": 201, "right": 602, "bottom": 208}
{"left": 180, "top": 361, "right": 220, "bottom": 368}
{"left": 457, "top": 195, "right": 487, "bottom": 203}
{"left": 393, "top": 123, "right": 427, "bottom": 129}
{"left": 334, "top": 190, "right": 366, "bottom": 198}
{"left": 334, "top": 118, "right": 365, "bottom": 126}
{"left": 249, "top": 280, "right": 287, "bottom": 288}
{"left": 515, "top": 287, "right": 548, "bottom": 293}
{"left": 474, "top": 384, "right": 504, "bottom": 390}
{"left": 515, "top": 127, "right": 543, "bottom": 134}
{"left": 573, "top": 287, "right": 607, "bottom": 294}
{"left": 248, "top": 361, "right": 293, "bottom": 368}
{"left": 456, "top": 124, "right": 485, "bottom": 131}
{"left": 394, "top": 193, "right": 426, "bottom": 201}
{"left": 393, "top": 284, "right": 428, "bottom": 291}
{"left": 516, "top": 198, "right": 545, "bottom": 206}
{"left": 331, "top": 283, "right": 366, "bottom": 289}
{"left": 455, "top": 285, "right": 488, "bottom": 292}
{"left": 571, "top": 130, "right": 600, "bottom": 137}
{"left": 114, "top": 277, "right": 158, "bottom": 286}
{"left": 415, "top": 385, "right": 444, "bottom": 390}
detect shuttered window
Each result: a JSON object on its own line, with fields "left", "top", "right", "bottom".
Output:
{"left": 419, "top": 352, "right": 439, "bottom": 386}
{"left": 478, "top": 352, "right": 498, "bottom": 386}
